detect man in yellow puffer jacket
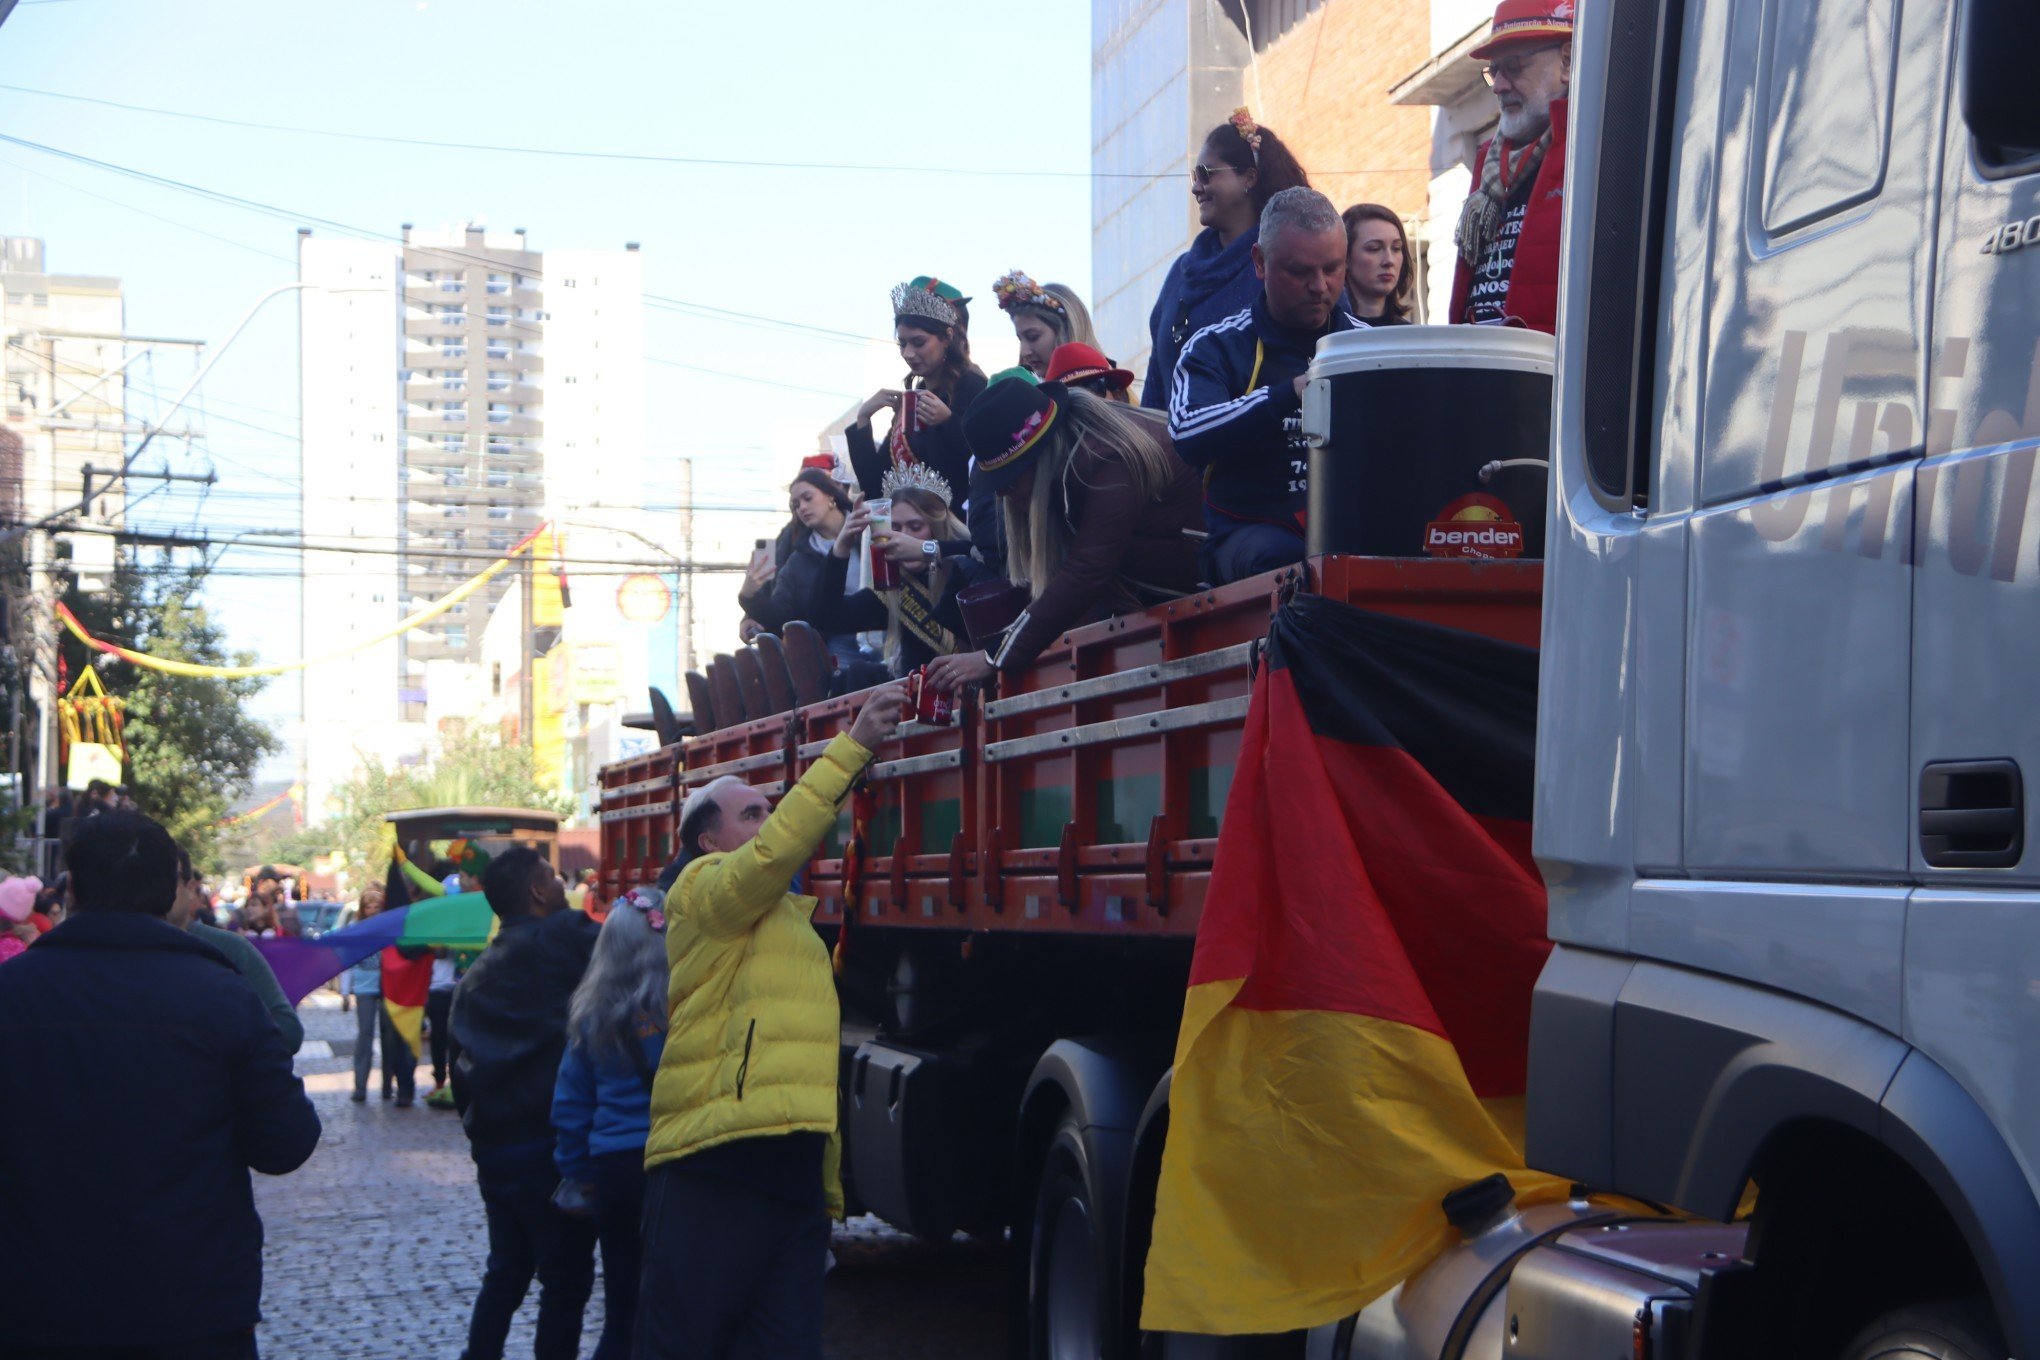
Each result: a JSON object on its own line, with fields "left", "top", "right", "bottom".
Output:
{"left": 637, "top": 683, "right": 906, "bottom": 1358}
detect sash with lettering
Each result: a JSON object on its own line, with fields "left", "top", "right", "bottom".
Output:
{"left": 1143, "top": 594, "right": 1567, "bottom": 1335}
{"left": 892, "top": 572, "right": 957, "bottom": 657}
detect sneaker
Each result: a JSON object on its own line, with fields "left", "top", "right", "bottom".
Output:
{"left": 394, "top": 1094, "right": 414, "bottom": 1109}
{"left": 350, "top": 1090, "right": 367, "bottom": 1104}
{"left": 426, "top": 1086, "right": 457, "bottom": 1110}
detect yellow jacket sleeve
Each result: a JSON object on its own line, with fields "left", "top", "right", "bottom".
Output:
{"left": 675, "top": 732, "right": 872, "bottom": 942}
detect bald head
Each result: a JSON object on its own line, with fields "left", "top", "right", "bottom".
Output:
{"left": 679, "top": 775, "right": 772, "bottom": 858}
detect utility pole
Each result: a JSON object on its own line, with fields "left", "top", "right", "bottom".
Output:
{"left": 677, "top": 457, "right": 695, "bottom": 673}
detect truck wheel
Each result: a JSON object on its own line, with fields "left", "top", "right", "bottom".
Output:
{"left": 1842, "top": 1303, "right": 2003, "bottom": 1360}
{"left": 1030, "top": 1113, "right": 1111, "bottom": 1359}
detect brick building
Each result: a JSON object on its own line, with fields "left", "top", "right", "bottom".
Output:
{"left": 1092, "top": 0, "right": 1506, "bottom": 381}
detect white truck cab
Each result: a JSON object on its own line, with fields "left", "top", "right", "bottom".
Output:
{"left": 1306, "top": 0, "right": 2040, "bottom": 1357}
{"left": 1532, "top": 0, "right": 2040, "bottom": 1354}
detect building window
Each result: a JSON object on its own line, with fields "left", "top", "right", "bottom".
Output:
{"left": 439, "top": 279, "right": 465, "bottom": 292}
{"left": 486, "top": 469, "right": 511, "bottom": 487}
{"left": 441, "top": 339, "right": 466, "bottom": 357}
{"left": 486, "top": 306, "right": 509, "bottom": 327}
{"left": 445, "top": 626, "right": 468, "bottom": 648}
{"left": 441, "top": 402, "right": 466, "bottom": 421}
{"left": 488, "top": 531, "right": 513, "bottom": 550}
{"left": 441, "top": 375, "right": 465, "bottom": 390}
{"left": 442, "top": 504, "right": 464, "bottom": 517}
{"left": 486, "top": 274, "right": 510, "bottom": 294}
{"left": 487, "top": 505, "right": 512, "bottom": 520}
{"left": 486, "top": 371, "right": 511, "bottom": 391}
{"left": 443, "top": 469, "right": 467, "bottom": 487}
{"left": 439, "top": 434, "right": 464, "bottom": 451}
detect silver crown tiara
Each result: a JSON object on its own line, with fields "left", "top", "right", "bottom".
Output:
{"left": 881, "top": 459, "right": 955, "bottom": 506}
{"left": 891, "top": 280, "right": 959, "bottom": 329}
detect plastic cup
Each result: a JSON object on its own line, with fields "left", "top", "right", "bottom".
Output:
{"left": 866, "top": 498, "right": 900, "bottom": 591}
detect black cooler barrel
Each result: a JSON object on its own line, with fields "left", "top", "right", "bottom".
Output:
{"left": 1299, "top": 327, "right": 1555, "bottom": 560}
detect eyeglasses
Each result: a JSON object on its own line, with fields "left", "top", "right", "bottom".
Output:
{"left": 1482, "top": 43, "right": 1565, "bottom": 88}
{"left": 1190, "top": 163, "right": 1236, "bottom": 186}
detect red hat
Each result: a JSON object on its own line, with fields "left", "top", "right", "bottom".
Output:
{"left": 800, "top": 453, "right": 836, "bottom": 472}
{"left": 1469, "top": 0, "right": 1575, "bottom": 59}
{"left": 1043, "top": 342, "right": 1134, "bottom": 392}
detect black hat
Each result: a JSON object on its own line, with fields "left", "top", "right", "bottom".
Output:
{"left": 963, "top": 375, "right": 1064, "bottom": 496}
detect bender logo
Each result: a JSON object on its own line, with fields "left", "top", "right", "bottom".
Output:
{"left": 1425, "top": 493, "right": 1525, "bottom": 559}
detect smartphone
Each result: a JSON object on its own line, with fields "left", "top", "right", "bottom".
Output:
{"left": 755, "top": 538, "right": 769, "bottom": 551}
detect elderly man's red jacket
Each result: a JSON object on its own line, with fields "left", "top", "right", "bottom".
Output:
{"left": 1449, "top": 98, "right": 1569, "bottom": 334}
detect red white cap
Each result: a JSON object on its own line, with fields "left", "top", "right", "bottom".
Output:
{"left": 1044, "top": 342, "right": 1134, "bottom": 392}
{"left": 1469, "top": 0, "right": 1575, "bottom": 59}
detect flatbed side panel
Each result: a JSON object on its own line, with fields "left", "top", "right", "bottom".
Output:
{"left": 598, "top": 556, "right": 1542, "bottom": 937}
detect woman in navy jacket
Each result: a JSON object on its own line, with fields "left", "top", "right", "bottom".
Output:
{"left": 1142, "top": 108, "right": 1313, "bottom": 411}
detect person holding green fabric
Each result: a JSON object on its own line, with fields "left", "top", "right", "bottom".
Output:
{"left": 637, "top": 683, "right": 908, "bottom": 1357}
{"left": 170, "top": 847, "right": 303, "bottom": 1055}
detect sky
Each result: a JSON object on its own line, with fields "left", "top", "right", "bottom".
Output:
{"left": 0, "top": 0, "right": 1095, "bottom": 778}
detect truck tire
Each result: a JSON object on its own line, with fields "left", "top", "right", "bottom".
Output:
{"left": 1030, "top": 1112, "right": 1113, "bottom": 1359}
{"left": 1842, "top": 1303, "right": 2004, "bottom": 1360}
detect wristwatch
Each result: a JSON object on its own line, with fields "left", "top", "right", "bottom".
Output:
{"left": 921, "top": 539, "right": 940, "bottom": 562}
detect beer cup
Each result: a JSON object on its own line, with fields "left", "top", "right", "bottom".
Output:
{"left": 866, "top": 497, "right": 901, "bottom": 591}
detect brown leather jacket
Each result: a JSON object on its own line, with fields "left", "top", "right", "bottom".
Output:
{"left": 1000, "top": 414, "right": 1203, "bottom": 672}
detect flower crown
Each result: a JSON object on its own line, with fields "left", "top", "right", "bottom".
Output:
{"left": 1229, "top": 106, "right": 1263, "bottom": 158}
{"left": 880, "top": 459, "right": 955, "bottom": 507}
{"left": 891, "top": 278, "right": 960, "bottom": 329}
{"left": 993, "top": 270, "right": 1067, "bottom": 317}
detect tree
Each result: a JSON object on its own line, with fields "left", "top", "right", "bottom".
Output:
{"left": 59, "top": 560, "right": 278, "bottom": 870}
{"left": 315, "top": 728, "right": 574, "bottom": 890}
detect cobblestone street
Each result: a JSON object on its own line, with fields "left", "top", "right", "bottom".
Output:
{"left": 257, "top": 994, "right": 1007, "bottom": 1360}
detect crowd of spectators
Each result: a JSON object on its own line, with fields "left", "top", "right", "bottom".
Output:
{"left": 721, "top": 0, "right": 1570, "bottom": 714}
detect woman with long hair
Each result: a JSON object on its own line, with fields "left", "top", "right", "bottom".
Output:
{"left": 930, "top": 376, "right": 1201, "bottom": 692}
{"left": 1143, "top": 107, "right": 1311, "bottom": 410}
{"left": 551, "top": 889, "right": 668, "bottom": 1360}
{"left": 993, "top": 271, "right": 1100, "bottom": 378}
{"left": 1342, "top": 203, "right": 1417, "bottom": 325}
{"left": 816, "top": 469, "right": 990, "bottom": 679}
{"left": 738, "top": 465, "right": 872, "bottom": 667}
{"left": 848, "top": 277, "right": 996, "bottom": 566}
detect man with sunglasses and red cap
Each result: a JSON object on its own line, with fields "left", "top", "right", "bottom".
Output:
{"left": 1449, "top": 0, "right": 1575, "bottom": 333}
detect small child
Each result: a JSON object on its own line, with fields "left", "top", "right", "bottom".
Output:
{"left": 0, "top": 876, "right": 43, "bottom": 964}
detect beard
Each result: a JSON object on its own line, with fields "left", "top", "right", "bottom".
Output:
{"left": 1497, "top": 91, "right": 1554, "bottom": 142}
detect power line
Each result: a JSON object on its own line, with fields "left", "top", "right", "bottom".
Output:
{"left": 0, "top": 81, "right": 1144, "bottom": 180}
{"left": 0, "top": 131, "right": 893, "bottom": 356}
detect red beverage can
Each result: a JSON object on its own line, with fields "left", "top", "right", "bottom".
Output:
{"left": 912, "top": 668, "right": 954, "bottom": 726}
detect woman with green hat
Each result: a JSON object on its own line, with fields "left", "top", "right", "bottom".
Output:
{"left": 848, "top": 277, "right": 996, "bottom": 567}
{"left": 926, "top": 377, "right": 1202, "bottom": 692}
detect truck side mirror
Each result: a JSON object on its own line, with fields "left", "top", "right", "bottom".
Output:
{"left": 1962, "top": 0, "right": 2040, "bottom": 166}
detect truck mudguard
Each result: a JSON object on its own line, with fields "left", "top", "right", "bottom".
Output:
{"left": 1531, "top": 952, "right": 2040, "bottom": 1357}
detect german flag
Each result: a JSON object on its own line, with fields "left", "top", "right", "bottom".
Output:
{"left": 1142, "top": 595, "right": 1568, "bottom": 1335}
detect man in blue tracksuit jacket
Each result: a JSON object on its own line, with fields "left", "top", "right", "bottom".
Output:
{"left": 1169, "top": 187, "right": 1360, "bottom": 585}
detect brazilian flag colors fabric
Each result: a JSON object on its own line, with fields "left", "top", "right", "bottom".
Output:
{"left": 251, "top": 892, "right": 495, "bottom": 1007}
{"left": 1142, "top": 595, "right": 1567, "bottom": 1335}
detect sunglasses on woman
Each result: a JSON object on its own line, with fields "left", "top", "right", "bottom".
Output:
{"left": 1190, "top": 162, "right": 1238, "bottom": 186}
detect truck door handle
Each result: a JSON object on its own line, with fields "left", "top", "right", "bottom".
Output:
{"left": 1920, "top": 760, "right": 2023, "bottom": 869}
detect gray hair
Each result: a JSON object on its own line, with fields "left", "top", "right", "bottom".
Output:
{"left": 1259, "top": 186, "right": 1344, "bottom": 252}
{"left": 566, "top": 896, "right": 669, "bottom": 1061}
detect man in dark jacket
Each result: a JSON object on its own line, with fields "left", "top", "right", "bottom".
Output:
{"left": 450, "top": 848, "right": 600, "bottom": 1360}
{"left": 1169, "top": 186, "right": 1359, "bottom": 585}
{"left": 0, "top": 811, "right": 320, "bottom": 1359}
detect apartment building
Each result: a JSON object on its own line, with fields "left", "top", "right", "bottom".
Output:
{"left": 297, "top": 224, "right": 647, "bottom": 818}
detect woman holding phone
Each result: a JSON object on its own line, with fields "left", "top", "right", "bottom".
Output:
{"left": 737, "top": 466, "right": 870, "bottom": 667}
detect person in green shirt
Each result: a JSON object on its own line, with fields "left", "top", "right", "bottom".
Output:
{"left": 170, "top": 849, "right": 304, "bottom": 1055}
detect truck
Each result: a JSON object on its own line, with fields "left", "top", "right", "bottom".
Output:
{"left": 599, "top": 0, "right": 2040, "bottom": 1355}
